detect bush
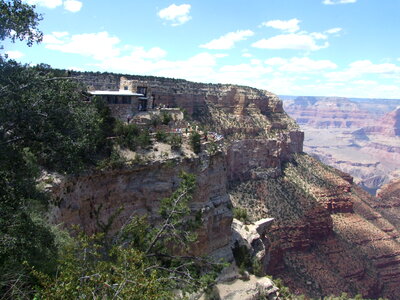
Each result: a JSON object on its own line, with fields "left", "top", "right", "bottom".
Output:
{"left": 161, "top": 112, "right": 172, "bottom": 125}
{"left": 190, "top": 131, "right": 201, "bottom": 154}
{"left": 155, "top": 130, "right": 168, "bottom": 142}
{"left": 233, "top": 207, "right": 249, "bottom": 223}
{"left": 168, "top": 134, "right": 182, "bottom": 151}
{"left": 114, "top": 122, "right": 151, "bottom": 150}
{"left": 150, "top": 114, "right": 162, "bottom": 127}
{"left": 137, "top": 129, "right": 151, "bottom": 149}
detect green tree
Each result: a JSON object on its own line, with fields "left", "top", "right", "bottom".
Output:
{"left": 0, "top": 4, "right": 114, "bottom": 295}
{"left": 0, "top": 0, "right": 42, "bottom": 48}
{"left": 190, "top": 131, "right": 202, "bottom": 154}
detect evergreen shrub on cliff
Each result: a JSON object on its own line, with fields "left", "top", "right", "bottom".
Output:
{"left": 190, "top": 131, "right": 201, "bottom": 154}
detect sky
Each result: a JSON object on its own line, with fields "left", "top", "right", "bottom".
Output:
{"left": 3, "top": 0, "right": 400, "bottom": 99}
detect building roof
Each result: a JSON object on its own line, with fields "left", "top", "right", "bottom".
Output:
{"left": 89, "top": 90, "right": 143, "bottom": 96}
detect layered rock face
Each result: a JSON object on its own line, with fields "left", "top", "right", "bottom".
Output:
{"left": 283, "top": 96, "right": 373, "bottom": 128}
{"left": 356, "top": 107, "right": 400, "bottom": 137}
{"left": 283, "top": 96, "right": 400, "bottom": 194}
{"left": 52, "top": 72, "right": 400, "bottom": 298}
{"left": 50, "top": 153, "right": 233, "bottom": 258}
{"left": 375, "top": 178, "right": 400, "bottom": 231}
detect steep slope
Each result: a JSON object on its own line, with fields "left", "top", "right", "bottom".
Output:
{"left": 230, "top": 154, "right": 400, "bottom": 299}
{"left": 375, "top": 178, "right": 400, "bottom": 231}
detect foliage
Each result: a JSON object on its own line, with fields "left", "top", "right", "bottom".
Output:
{"left": 114, "top": 120, "right": 140, "bottom": 150}
{"left": 0, "top": 58, "right": 109, "bottom": 173}
{"left": 233, "top": 207, "right": 249, "bottom": 223}
{"left": 33, "top": 229, "right": 172, "bottom": 300}
{"left": 155, "top": 130, "right": 168, "bottom": 142}
{"left": 161, "top": 111, "right": 172, "bottom": 125}
{"left": 168, "top": 133, "right": 182, "bottom": 151}
{"left": 190, "top": 131, "right": 202, "bottom": 154}
{"left": 114, "top": 121, "right": 152, "bottom": 151}
{"left": 34, "top": 173, "right": 221, "bottom": 298}
{"left": 0, "top": 0, "right": 43, "bottom": 47}
{"left": 206, "top": 140, "right": 219, "bottom": 155}
{"left": 137, "top": 128, "right": 151, "bottom": 149}
{"left": 150, "top": 114, "right": 162, "bottom": 127}
{"left": 0, "top": 57, "right": 118, "bottom": 297}
{"left": 96, "top": 148, "right": 126, "bottom": 170}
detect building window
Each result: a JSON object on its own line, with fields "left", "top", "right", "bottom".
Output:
{"left": 137, "top": 87, "right": 147, "bottom": 97}
{"left": 122, "top": 96, "right": 130, "bottom": 104}
{"left": 124, "top": 86, "right": 128, "bottom": 90}
{"left": 107, "top": 95, "right": 118, "bottom": 104}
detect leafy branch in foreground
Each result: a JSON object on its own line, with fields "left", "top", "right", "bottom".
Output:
{"left": 33, "top": 172, "right": 222, "bottom": 299}
{"left": 0, "top": 0, "right": 43, "bottom": 47}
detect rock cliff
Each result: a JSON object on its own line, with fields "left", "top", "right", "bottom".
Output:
{"left": 283, "top": 96, "right": 400, "bottom": 194}
{"left": 50, "top": 153, "right": 233, "bottom": 258}
{"left": 51, "top": 72, "right": 400, "bottom": 299}
{"left": 357, "top": 107, "right": 400, "bottom": 137}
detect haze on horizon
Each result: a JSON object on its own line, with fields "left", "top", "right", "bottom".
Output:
{"left": 3, "top": 0, "right": 400, "bottom": 99}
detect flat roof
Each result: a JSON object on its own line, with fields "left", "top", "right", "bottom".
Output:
{"left": 89, "top": 90, "right": 143, "bottom": 96}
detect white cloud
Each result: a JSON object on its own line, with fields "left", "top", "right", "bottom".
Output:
{"left": 251, "top": 59, "right": 262, "bottom": 65}
{"left": 325, "top": 27, "right": 342, "bottom": 34}
{"left": 43, "top": 31, "right": 69, "bottom": 44}
{"left": 158, "top": 4, "right": 191, "bottom": 26}
{"left": 264, "top": 57, "right": 287, "bottom": 66}
{"left": 63, "top": 0, "right": 82, "bottom": 12}
{"left": 25, "top": 0, "right": 62, "bottom": 8}
{"left": 261, "top": 18, "right": 301, "bottom": 33}
{"left": 252, "top": 33, "right": 329, "bottom": 51}
{"left": 323, "top": 0, "right": 356, "bottom": 5}
{"left": 44, "top": 31, "right": 121, "bottom": 60}
{"left": 349, "top": 60, "right": 400, "bottom": 74}
{"left": 310, "top": 32, "right": 328, "bottom": 40}
{"left": 52, "top": 31, "right": 69, "bottom": 38}
{"left": 325, "top": 60, "right": 400, "bottom": 82}
{"left": 265, "top": 57, "right": 337, "bottom": 73}
{"left": 5, "top": 50, "right": 24, "bottom": 59}
{"left": 242, "top": 53, "right": 252, "bottom": 58}
{"left": 200, "top": 30, "right": 254, "bottom": 50}
{"left": 352, "top": 80, "right": 377, "bottom": 85}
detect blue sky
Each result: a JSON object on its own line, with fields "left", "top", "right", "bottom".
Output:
{"left": 3, "top": 0, "right": 400, "bottom": 98}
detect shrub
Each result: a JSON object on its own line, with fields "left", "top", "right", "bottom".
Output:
{"left": 114, "top": 121, "right": 139, "bottom": 150}
{"left": 155, "top": 130, "right": 168, "bottom": 142}
{"left": 161, "top": 112, "right": 172, "bottom": 125}
{"left": 233, "top": 207, "right": 249, "bottom": 223}
{"left": 168, "top": 134, "right": 182, "bottom": 151}
{"left": 150, "top": 114, "right": 162, "bottom": 127}
{"left": 137, "top": 129, "right": 152, "bottom": 149}
{"left": 190, "top": 131, "right": 201, "bottom": 154}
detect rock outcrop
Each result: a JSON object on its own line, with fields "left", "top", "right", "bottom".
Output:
{"left": 50, "top": 153, "right": 233, "bottom": 258}
{"left": 231, "top": 218, "right": 274, "bottom": 273}
{"left": 50, "top": 72, "right": 400, "bottom": 299}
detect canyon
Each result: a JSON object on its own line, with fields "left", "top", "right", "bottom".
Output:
{"left": 50, "top": 72, "right": 400, "bottom": 299}
{"left": 282, "top": 96, "right": 400, "bottom": 194}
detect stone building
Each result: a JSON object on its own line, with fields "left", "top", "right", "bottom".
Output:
{"left": 89, "top": 77, "right": 155, "bottom": 120}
